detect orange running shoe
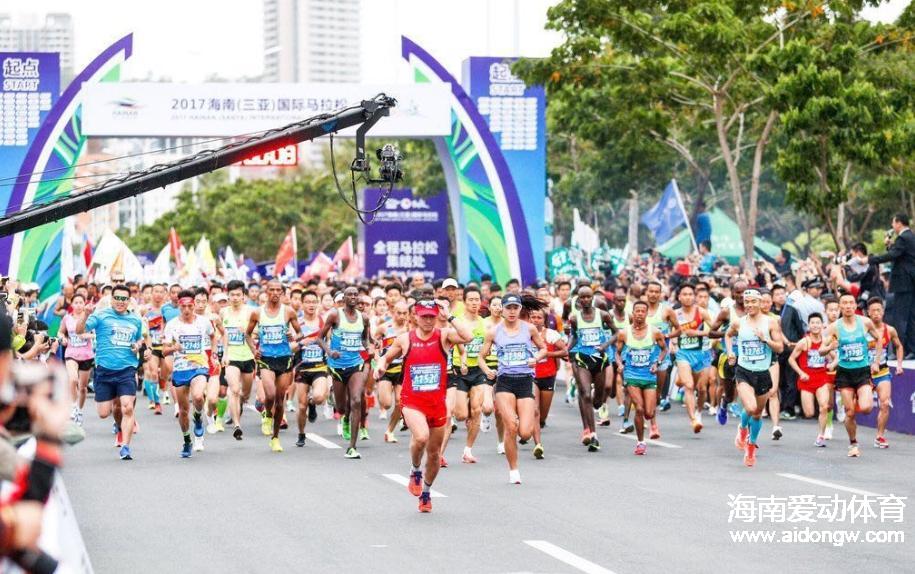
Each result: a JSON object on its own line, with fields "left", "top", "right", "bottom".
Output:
{"left": 744, "top": 443, "right": 758, "bottom": 467}
{"left": 418, "top": 492, "right": 432, "bottom": 513}
{"left": 408, "top": 470, "right": 423, "bottom": 497}
{"left": 735, "top": 427, "right": 749, "bottom": 450}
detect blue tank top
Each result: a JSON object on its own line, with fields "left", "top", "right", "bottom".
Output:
{"left": 837, "top": 316, "right": 869, "bottom": 369}
{"left": 495, "top": 322, "right": 533, "bottom": 377}
{"left": 736, "top": 316, "right": 772, "bottom": 372}
{"left": 258, "top": 304, "right": 291, "bottom": 358}
{"left": 328, "top": 309, "right": 365, "bottom": 369}
{"left": 569, "top": 308, "right": 605, "bottom": 355}
{"left": 622, "top": 325, "right": 660, "bottom": 382}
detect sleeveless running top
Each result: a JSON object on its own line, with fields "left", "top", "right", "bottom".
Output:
{"left": 328, "top": 309, "right": 365, "bottom": 369}
{"left": 866, "top": 324, "right": 890, "bottom": 377}
{"left": 837, "top": 317, "right": 869, "bottom": 369}
{"left": 299, "top": 316, "right": 326, "bottom": 366}
{"left": 494, "top": 321, "right": 534, "bottom": 377}
{"left": 145, "top": 306, "right": 165, "bottom": 350}
{"left": 622, "top": 324, "right": 659, "bottom": 381}
{"left": 676, "top": 306, "right": 703, "bottom": 351}
{"left": 380, "top": 322, "right": 406, "bottom": 374}
{"left": 222, "top": 306, "right": 254, "bottom": 362}
{"left": 400, "top": 328, "right": 448, "bottom": 411}
{"left": 569, "top": 308, "right": 605, "bottom": 356}
{"left": 798, "top": 336, "right": 829, "bottom": 386}
{"left": 736, "top": 316, "right": 772, "bottom": 372}
{"left": 63, "top": 313, "right": 94, "bottom": 361}
{"left": 258, "top": 304, "right": 291, "bottom": 358}
{"left": 453, "top": 316, "right": 486, "bottom": 368}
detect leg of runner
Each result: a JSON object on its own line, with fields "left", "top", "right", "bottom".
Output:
{"left": 453, "top": 388, "right": 470, "bottom": 462}
{"left": 735, "top": 382, "right": 767, "bottom": 467}
{"left": 76, "top": 367, "right": 91, "bottom": 423}
{"left": 331, "top": 373, "right": 348, "bottom": 438}
{"left": 225, "top": 365, "right": 244, "bottom": 439}
{"left": 439, "top": 385, "right": 457, "bottom": 466}
{"left": 675, "top": 362, "right": 702, "bottom": 433}
{"left": 402, "top": 407, "right": 446, "bottom": 513}
{"left": 295, "top": 378, "right": 311, "bottom": 447}
{"left": 344, "top": 368, "right": 368, "bottom": 458}
{"left": 378, "top": 378, "right": 394, "bottom": 421}
{"left": 260, "top": 368, "right": 278, "bottom": 437}
{"left": 270, "top": 369, "right": 293, "bottom": 452}
{"left": 463, "top": 384, "right": 484, "bottom": 462}
{"left": 190, "top": 375, "right": 207, "bottom": 451}
{"left": 813, "top": 385, "right": 832, "bottom": 447}
{"left": 628, "top": 386, "right": 646, "bottom": 452}
{"left": 531, "top": 377, "right": 553, "bottom": 459}
{"left": 205, "top": 373, "right": 220, "bottom": 434}
{"left": 175, "top": 383, "right": 193, "bottom": 458}
{"left": 875, "top": 382, "right": 891, "bottom": 447}
{"left": 572, "top": 362, "right": 597, "bottom": 448}
{"left": 495, "top": 391, "right": 522, "bottom": 482}
{"left": 65, "top": 359, "right": 79, "bottom": 418}
{"left": 768, "top": 361, "right": 782, "bottom": 440}
{"left": 385, "top": 383, "right": 403, "bottom": 441}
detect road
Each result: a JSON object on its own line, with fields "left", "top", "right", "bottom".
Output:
{"left": 63, "top": 384, "right": 914, "bottom": 574}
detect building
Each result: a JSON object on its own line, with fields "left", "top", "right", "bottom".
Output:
{"left": 263, "top": 0, "right": 361, "bottom": 84}
{"left": 0, "top": 12, "right": 74, "bottom": 84}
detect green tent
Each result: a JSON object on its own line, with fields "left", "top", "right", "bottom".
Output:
{"left": 657, "top": 208, "right": 781, "bottom": 264}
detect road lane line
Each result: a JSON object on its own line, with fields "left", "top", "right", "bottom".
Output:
{"left": 776, "top": 473, "right": 882, "bottom": 497}
{"left": 306, "top": 433, "right": 341, "bottom": 449}
{"left": 381, "top": 473, "right": 447, "bottom": 497}
{"left": 523, "top": 540, "right": 617, "bottom": 574}
{"left": 610, "top": 432, "right": 682, "bottom": 449}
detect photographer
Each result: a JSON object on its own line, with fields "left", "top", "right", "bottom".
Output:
{"left": 843, "top": 242, "right": 884, "bottom": 301}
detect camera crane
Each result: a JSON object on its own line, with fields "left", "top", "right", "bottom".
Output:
{"left": 0, "top": 93, "right": 404, "bottom": 238}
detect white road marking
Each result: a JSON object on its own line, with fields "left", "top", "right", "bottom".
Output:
{"left": 306, "top": 433, "right": 341, "bottom": 449}
{"left": 776, "top": 473, "right": 882, "bottom": 497}
{"left": 523, "top": 540, "right": 617, "bottom": 574}
{"left": 610, "top": 432, "right": 682, "bottom": 449}
{"left": 381, "top": 473, "right": 447, "bottom": 498}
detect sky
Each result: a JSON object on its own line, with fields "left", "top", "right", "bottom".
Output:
{"left": 0, "top": 0, "right": 906, "bottom": 85}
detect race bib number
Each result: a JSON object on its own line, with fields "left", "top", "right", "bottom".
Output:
{"left": 679, "top": 335, "right": 700, "bottom": 350}
{"left": 409, "top": 364, "right": 441, "bottom": 392}
{"left": 111, "top": 325, "right": 136, "bottom": 348}
{"left": 338, "top": 330, "right": 363, "bottom": 352}
{"left": 70, "top": 334, "right": 88, "bottom": 348}
{"left": 301, "top": 344, "right": 323, "bottom": 362}
{"left": 179, "top": 334, "right": 203, "bottom": 354}
{"left": 465, "top": 337, "right": 483, "bottom": 358}
{"left": 261, "top": 324, "right": 286, "bottom": 345}
{"left": 806, "top": 350, "right": 826, "bottom": 369}
{"left": 500, "top": 343, "right": 530, "bottom": 367}
{"left": 841, "top": 342, "right": 865, "bottom": 362}
{"left": 740, "top": 340, "right": 766, "bottom": 361}
{"left": 149, "top": 329, "right": 163, "bottom": 346}
{"left": 579, "top": 327, "right": 602, "bottom": 347}
{"left": 227, "top": 327, "right": 246, "bottom": 346}
{"left": 628, "top": 348, "right": 651, "bottom": 368}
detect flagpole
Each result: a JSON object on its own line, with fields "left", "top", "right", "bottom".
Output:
{"left": 291, "top": 226, "right": 298, "bottom": 279}
{"left": 671, "top": 179, "right": 698, "bottom": 253}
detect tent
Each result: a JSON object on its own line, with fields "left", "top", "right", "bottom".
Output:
{"left": 657, "top": 208, "right": 781, "bottom": 264}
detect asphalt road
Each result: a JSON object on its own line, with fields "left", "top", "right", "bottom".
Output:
{"left": 62, "top": 383, "right": 914, "bottom": 574}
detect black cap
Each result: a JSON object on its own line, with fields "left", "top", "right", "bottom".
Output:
{"left": 503, "top": 293, "right": 523, "bottom": 307}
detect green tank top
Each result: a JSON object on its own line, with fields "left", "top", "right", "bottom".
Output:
{"left": 454, "top": 316, "right": 486, "bottom": 368}
{"left": 222, "top": 307, "right": 254, "bottom": 362}
{"left": 837, "top": 316, "right": 869, "bottom": 369}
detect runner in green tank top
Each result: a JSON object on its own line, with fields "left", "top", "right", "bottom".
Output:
{"left": 220, "top": 280, "right": 256, "bottom": 441}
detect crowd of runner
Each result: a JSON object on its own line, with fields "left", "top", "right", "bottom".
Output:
{"left": 1, "top": 245, "right": 905, "bottom": 512}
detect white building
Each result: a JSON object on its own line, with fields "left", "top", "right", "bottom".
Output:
{"left": 0, "top": 12, "right": 74, "bottom": 84}
{"left": 263, "top": 0, "right": 361, "bottom": 84}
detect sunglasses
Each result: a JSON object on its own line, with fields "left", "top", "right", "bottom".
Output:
{"left": 113, "top": 295, "right": 129, "bottom": 302}
{"left": 415, "top": 300, "right": 438, "bottom": 310}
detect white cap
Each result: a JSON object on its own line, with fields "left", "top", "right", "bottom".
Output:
{"left": 442, "top": 278, "right": 459, "bottom": 289}
{"left": 213, "top": 293, "right": 228, "bottom": 303}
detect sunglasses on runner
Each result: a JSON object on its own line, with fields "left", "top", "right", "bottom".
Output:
{"left": 112, "top": 295, "right": 129, "bottom": 302}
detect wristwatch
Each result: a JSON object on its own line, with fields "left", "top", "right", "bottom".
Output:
{"left": 447, "top": 316, "right": 456, "bottom": 323}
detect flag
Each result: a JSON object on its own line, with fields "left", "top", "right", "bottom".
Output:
{"left": 274, "top": 227, "right": 297, "bottom": 278}
{"left": 571, "top": 208, "right": 600, "bottom": 253}
{"left": 196, "top": 235, "right": 216, "bottom": 277}
{"left": 82, "top": 233, "right": 94, "bottom": 268}
{"left": 302, "top": 252, "right": 334, "bottom": 281}
{"left": 223, "top": 245, "right": 239, "bottom": 277}
{"left": 152, "top": 244, "right": 170, "bottom": 282}
{"left": 333, "top": 236, "right": 354, "bottom": 266}
{"left": 169, "top": 227, "right": 185, "bottom": 270}
{"left": 641, "top": 179, "right": 688, "bottom": 245}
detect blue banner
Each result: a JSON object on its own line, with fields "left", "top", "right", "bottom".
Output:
{"left": 641, "top": 180, "right": 687, "bottom": 245}
{"left": 364, "top": 188, "right": 449, "bottom": 280}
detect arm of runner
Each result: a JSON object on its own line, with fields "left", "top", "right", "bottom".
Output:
{"left": 724, "top": 322, "right": 739, "bottom": 365}
{"left": 566, "top": 313, "right": 578, "bottom": 353}
{"left": 317, "top": 309, "right": 338, "bottom": 358}
{"left": 765, "top": 317, "right": 785, "bottom": 354}
{"left": 889, "top": 326, "right": 904, "bottom": 375}
{"left": 862, "top": 318, "right": 883, "bottom": 374}
{"left": 549, "top": 334, "right": 568, "bottom": 359}
{"left": 361, "top": 312, "right": 373, "bottom": 356}
{"left": 445, "top": 316, "right": 473, "bottom": 346}
{"left": 652, "top": 330, "right": 668, "bottom": 373}
{"left": 819, "top": 324, "right": 837, "bottom": 355}
{"left": 788, "top": 337, "right": 809, "bottom": 381}
{"left": 615, "top": 328, "right": 626, "bottom": 371}
{"left": 665, "top": 307, "right": 681, "bottom": 340}
{"left": 528, "top": 323, "right": 547, "bottom": 366}
{"left": 597, "top": 311, "right": 615, "bottom": 351}
{"left": 245, "top": 308, "right": 260, "bottom": 360}
{"left": 375, "top": 333, "right": 406, "bottom": 380}
{"left": 709, "top": 306, "right": 729, "bottom": 336}
{"left": 479, "top": 327, "right": 496, "bottom": 380}
{"left": 74, "top": 307, "right": 92, "bottom": 335}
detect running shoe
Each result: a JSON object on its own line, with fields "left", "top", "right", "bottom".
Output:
{"left": 163, "top": 394, "right": 172, "bottom": 405}
{"left": 180, "top": 442, "right": 192, "bottom": 458}
{"left": 418, "top": 492, "right": 432, "bottom": 513}
{"left": 716, "top": 402, "right": 728, "bottom": 425}
{"left": 462, "top": 448, "right": 477, "bottom": 463}
{"left": 735, "top": 426, "right": 749, "bottom": 450}
{"left": 296, "top": 433, "right": 307, "bottom": 447}
{"left": 215, "top": 417, "right": 225, "bottom": 433}
{"left": 451, "top": 419, "right": 457, "bottom": 433}
{"left": 336, "top": 420, "right": 343, "bottom": 436}
{"left": 824, "top": 421, "right": 833, "bottom": 440}
{"left": 193, "top": 436, "right": 204, "bottom": 452}
{"left": 344, "top": 447, "right": 361, "bottom": 459}
{"left": 814, "top": 436, "right": 826, "bottom": 448}
{"left": 509, "top": 469, "right": 522, "bottom": 484}
{"left": 174, "top": 404, "right": 179, "bottom": 418}
{"left": 114, "top": 431, "right": 123, "bottom": 448}
{"left": 649, "top": 420, "right": 661, "bottom": 440}
{"left": 659, "top": 398, "right": 671, "bottom": 412}
{"left": 707, "top": 403, "right": 716, "bottom": 416}
{"left": 588, "top": 436, "right": 601, "bottom": 452}
{"left": 497, "top": 442, "right": 505, "bottom": 455}
{"left": 532, "top": 443, "right": 544, "bottom": 459}
{"left": 359, "top": 427, "right": 370, "bottom": 441}
{"left": 691, "top": 417, "right": 703, "bottom": 434}
{"left": 874, "top": 436, "right": 889, "bottom": 449}
{"left": 580, "top": 430, "right": 591, "bottom": 445}
{"left": 519, "top": 437, "right": 529, "bottom": 445}
{"left": 119, "top": 445, "right": 132, "bottom": 460}
{"left": 308, "top": 403, "right": 318, "bottom": 423}
{"left": 233, "top": 426, "right": 243, "bottom": 440}
{"left": 617, "top": 404, "right": 626, "bottom": 417}
{"left": 341, "top": 416, "right": 351, "bottom": 441}
{"left": 279, "top": 416, "right": 288, "bottom": 430}
{"left": 193, "top": 416, "right": 205, "bottom": 438}
{"left": 744, "top": 443, "right": 758, "bottom": 467}
{"left": 597, "top": 404, "right": 609, "bottom": 421}
{"left": 408, "top": 470, "right": 423, "bottom": 496}
{"left": 836, "top": 401, "right": 846, "bottom": 422}
{"left": 379, "top": 409, "right": 388, "bottom": 420}
{"left": 480, "top": 415, "right": 491, "bottom": 433}
{"left": 619, "top": 421, "right": 634, "bottom": 434}
{"left": 285, "top": 399, "right": 296, "bottom": 413}
{"left": 323, "top": 402, "right": 334, "bottom": 420}
{"left": 261, "top": 415, "right": 273, "bottom": 436}
{"left": 384, "top": 430, "right": 398, "bottom": 443}
{"left": 675, "top": 388, "right": 685, "bottom": 403}
{"left": 74, "top": 411, "right": 84, "bottom": 427}
{"left": 254, "top": 400, "right": 264, "bottom": 413}
{"left": 848, "top": 444, "right": 860, "bottom": 457}
{"left": 154, "top": 404, "right": 162, "bottom": 416}
{"left": 440, "top": 455, "right": 448, "bottom": 468}
{"left": 206, "top": 421, "right": 218, "bottom": 434}
{"left": 598, "top": 416, "right": 611, "bottom": 427}
{"left": 270, "top": 437, "right": 283, "bottom": 452}
{"left": 634, "top": 442, "right": 647, "bottom": 456}
{"left": 147, "top": 401, "right": 155, "bottom": 411}
{"left": 781, "top": 410, "right": 797, "bottom": 421}
{"left": 772, "top": 426, "right": 783, "bottom": 441}
{"left": 112, "top": 422, "right": 119, "bottom": 435}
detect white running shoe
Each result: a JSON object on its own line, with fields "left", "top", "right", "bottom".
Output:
{"left": 480, "top": 415, "right": 492, "bottom": 433}
{"left": 285, "top": 399, "right": 296, "bottom": 413}
{"left": 379, "top": 409, "right": 388, "bottom": 420}
{"left": 336, "top": 420, "right": 343, "bottom": 436}
{"left": 323, "top": 403, "right": 334, "bottom": 420}
{"left": 824, "top": 422, "right": 833, "bottom": 440}
{"left": 193, "top": 436, "right": 204, "bottom": 452}
{"left": 173, "top": 404, "right": 179, "bottom": 418}
{"left": 206, "top": 421, "right": 218, "bottom": 434}
{"left": 708, "top": 403, "right": 717, "bottom": 416}
{"left": 497, "top": 441, "right": 505, "bottom": 455}
{"left": 509, "top": 469, "right": 522, "bottom": 484}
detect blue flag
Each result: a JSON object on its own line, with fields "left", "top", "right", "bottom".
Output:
{"left": 641, "top": 180, "right": 687, "bottom": 244}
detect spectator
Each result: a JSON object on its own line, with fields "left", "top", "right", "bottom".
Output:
{"left": 698, "top": 240, "right": 716, "bottom": 274}
{"left": 867, "top": 213, "right": 915, "bottom": 358}
{"left": 774, "top": 248, "right": 792, "bottom": 276}
{"left": 846, "top": 242, "right": 884, "bottom": 301}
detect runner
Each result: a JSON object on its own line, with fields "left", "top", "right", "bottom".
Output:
{"left": 711, "top": 280, "right": 748, "bottom": 425}
{"left": 610, "top": 285, "right": 632, "bottom": 432}
{"left": 645, "top": 281, "right": 679, "bottom": 437}
{"left": 864, "top": 297, "right": 903, "bottom": 448}
{"left": 58, "top": 293, "right": 94, "bottom": 426}
{"left": 375, "top": 300, "right": 409, "bottom": 444}
{"left": 529, "top": 306, "right": 567, "bottom": 459}
{"left": 615, "top": 300, "right": 668, "bottom": 455}
{"left": 450, "top": 286, "right": 488, "bottom": 463}
{"left": 318, "top": 286, "right": 372, "bottom": 459}
{"left": 292, "top": 290, "right": 332, "bottom": 447}
{"left": 565, "top": 286, "right": 615, "bottom": 451}
{"left": 724, "top": 289, "right": 784, "bottom": 467}
{"left": 76, "top": 284, "right": 144, "bottom": 460}
{"left": 481, "top": 295, "right": 502, "bottom": 449}
{"left": 220, "top": 280, "right": 256, "bottom": 440}
{"left": 479, "top": 293, "right": 548, "bottom": 483}
{"left": 140, "top": 283, "right": 168, "bottom": 415}
{"left": 374, "top": 298, "right": 471, "bottom": 512}
{"left": 196, "top": 289, "right": 227, "bottom": 435}
{"left": 787, "top": 312, "right": 834, "bottom": 447}
{"left": 673, "top": 283, "right": 712, "bottom": 433}
{"left": 245, "top": 280, "right": 303, "bottom": 453}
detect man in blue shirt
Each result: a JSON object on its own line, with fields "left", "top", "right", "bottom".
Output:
{"left": 698, "top": 240, "right": 717, "bottom": 274}
{"left": 78, "top": 284, "right": 145, "bottom": 461}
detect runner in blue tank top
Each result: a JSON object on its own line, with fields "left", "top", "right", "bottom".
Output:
{"left": 245, "top": 280, "right": 304, "bottom": 453}
{"left": 318, "top": 286, "right": 372, "bottom": 459}
{"left": 819, "top": 293, "right": 884, "bottom": 458}
{"left": 673, "top": 284, "right": 713, "bottom": 435}
{"left": 724, "top": 289, "right": 784, "bottom": 468}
